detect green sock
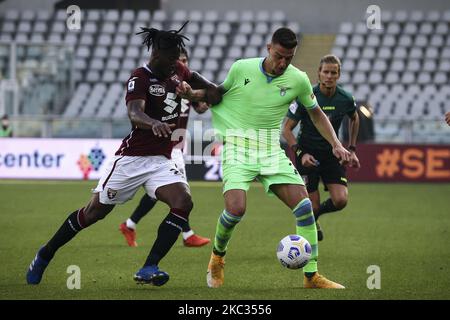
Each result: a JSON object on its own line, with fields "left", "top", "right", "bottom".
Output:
{"left": 293, "top": 198, "right": 318, "bottom": 273}
{"left": 213, "top": 210, "right": 242, "bottom": 254}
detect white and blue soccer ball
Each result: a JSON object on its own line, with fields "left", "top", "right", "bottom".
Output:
{"left": 276, "top": 235, "right": 312, "bottom": 269}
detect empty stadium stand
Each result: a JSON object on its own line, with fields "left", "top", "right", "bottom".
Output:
{"left": 332, "top": 10, "right": 450, "bottom": 142}
{"left": 0, "top": 9, "right": 295, "bottom": 123}
{"left": 0, "top": 8, "right": 449, "bottom": 142}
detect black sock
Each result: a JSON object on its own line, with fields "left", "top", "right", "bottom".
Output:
{"left": 181, "top": 222, "right": 192, "bottom": 233}
{"left": 130, "top": 194, "right": 157, "bottom": 224}
{"left": 39, "top": 208, "right": 86, "bottom": 262}
{"left": 213, "top": 247, "right": 226, "bottom": 257}
{"left": 316, "top": 198, "right": 339, "bottom": 220}
{"left": 144, "top": 211, "right": 188, "bottom": 266}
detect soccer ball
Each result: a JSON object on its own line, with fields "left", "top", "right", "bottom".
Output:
{"left": 276, "top": 235, "right": 312, "bottom": 269}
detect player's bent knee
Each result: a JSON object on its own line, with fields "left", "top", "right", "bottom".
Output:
{"left": 84, "top": 202, "right": 114, "bottom": 225}
{"left": 312, "top": 205, "right": 320, "bottom": 215}
{"left": 333, "top": 197, "right": 348, "bottom": 210}
{"left": 226, "top": 204, "right": 246, "bottom": 217}
{"left": 175, "top": 194, "right": 193, "bottom": 214}
{"left": 336, "top": 200, "right": 347, "bottom": 210}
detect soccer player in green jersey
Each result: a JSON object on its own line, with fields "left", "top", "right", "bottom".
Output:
{"left": 283, "top": 54, "right": 360, "bottom": 242}
{"left": 177, "top": 28, "right": 350, "bottom": 289}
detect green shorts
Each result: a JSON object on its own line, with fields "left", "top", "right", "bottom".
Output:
{"left": 221, "top": 143, "right": 305, "bottom": 195}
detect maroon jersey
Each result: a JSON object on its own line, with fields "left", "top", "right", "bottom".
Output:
{"left": 116, "top": 61, "right": 192, "bottom": 158}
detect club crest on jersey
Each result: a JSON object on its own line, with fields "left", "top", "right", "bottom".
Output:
{"left": 107, "top": 188, "right": 117, "bottom": 200}
{"left": 149, "top": 84, "right": 165, "bottom": 96}
{"left": 277, "top": 85, "right": 291, "bottom": 96}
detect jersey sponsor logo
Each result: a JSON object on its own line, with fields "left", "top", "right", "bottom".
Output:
{"left": 161, "top": 112, "right": 179, "bottom": 121}
{"left": 244, "top": 78, "right": 250, "bottom": 85}
{"left": 277, "top": 85, "right": 291, "bottom": 96}
{"left": 322, "top": 106, "right": 336, "bottom": 110}
{"left": 181, "top": 99, "right": 190, "bottom": 113}
{"left": 149, "top": 84, "right": 166, "bottom": 96}
{"left": 164, "top": 92, "right": 178, "bottom": 113}
{"left": 77, "top": 145, "right": 106, "bottom": 180}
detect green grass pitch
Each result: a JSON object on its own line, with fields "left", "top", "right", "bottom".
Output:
{"left": 0, "top": 180, "right": 449, "bottom": 300}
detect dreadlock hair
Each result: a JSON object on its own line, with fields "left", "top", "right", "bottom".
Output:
{"left": 271, "top": 27, "right": 298, "bottom": 49}
{"left": 180, "top": 47, "right": 189, "bottom": 60}
{"left": 137, "top": 21, "right": 190, "bottom": 52}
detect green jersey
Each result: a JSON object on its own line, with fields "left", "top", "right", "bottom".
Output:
{"left": 211, "top": 58, "right": 317, "bottom": 152}
{"left": 287, "top": 84, "right": 356, "bottom": 151}
{"left": 0, "top": 126, "right": 12, "bottom": 137}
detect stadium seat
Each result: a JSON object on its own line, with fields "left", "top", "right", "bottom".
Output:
{"left": 79, "top": 34, "right": 94, "bottom": 46}
{"left": 243, "top": 46, "right": 259, "bottom": 58}
{"left": 132, "top": 11, "right": 148, "bottom": 24}
{"left": 173, "top": 10, "right": 188, "bottom": 22}
{"left": 386, "top": 22, "right": 401, "bottom": 35}
{"left": 224, "top": 11, "right": 239, "bottom": 23}
{"left": 338, "top": 22, "right": 353, "bottom": 35}
{"left": 366, "top": 34, "right": 380, "bottom": 47}
{"left": 350, "top": 35, "right": 364, "bottom": 47}
{"left": 217, "top": 22, "right": 231, "bottom": 34}
{"left": 121, "top": 10, "right": 135, "bottom": 22}
{"left": 212, "top": 34, "right": 227, "bottom": 47}
{"left": 256, "top": 11, "right": 270, "bottom": 22}
{"left": 204, "top": 10, "right": 219, "bottom": 22}
{"left": 381, "top": 35, "right": 396, "bottom": 47}
{"left": 373, "top": 60, "right": 387, "bottom": 72}
{"left": 208, "top": 47, "right": 223, "bottom": 59}
{"left": 104, "top": 10, "right": 120, "bottom": 22}
{"left": 361, "top": 47, "right": 376, "bottom": 60}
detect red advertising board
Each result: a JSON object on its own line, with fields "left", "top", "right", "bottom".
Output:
{"left": 347, "top": 144, "right": 450, "bottom": 182}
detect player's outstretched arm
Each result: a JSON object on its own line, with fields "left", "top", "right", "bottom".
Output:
{"left": 176, "top": 82, "right": 224, "bottom": 105}
{"left": 192, "top": 101, "right": 210, "bottom": 114}
{"left": 348, "top": 111, "right": 361, "bottom": 168}
{"left": 127, "top": 99, "right": 175, "bottom": 137}
{"left": 306, "top": 106, "right": 351, "bottom": 164}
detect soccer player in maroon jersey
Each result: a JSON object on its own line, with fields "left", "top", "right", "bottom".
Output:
{"left": 119, "top": 47, "right": 211, "bottom": 248}
{"left": 26, "top": 22, "right": 219, "bottom": 286}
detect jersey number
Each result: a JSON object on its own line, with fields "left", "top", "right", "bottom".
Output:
{"left": 164, "top": 93, "right": 178, "bottom": 114}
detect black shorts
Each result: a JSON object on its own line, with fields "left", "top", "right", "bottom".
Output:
{"left": 295, "top": 148, "right": 347, "bottom": 193}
